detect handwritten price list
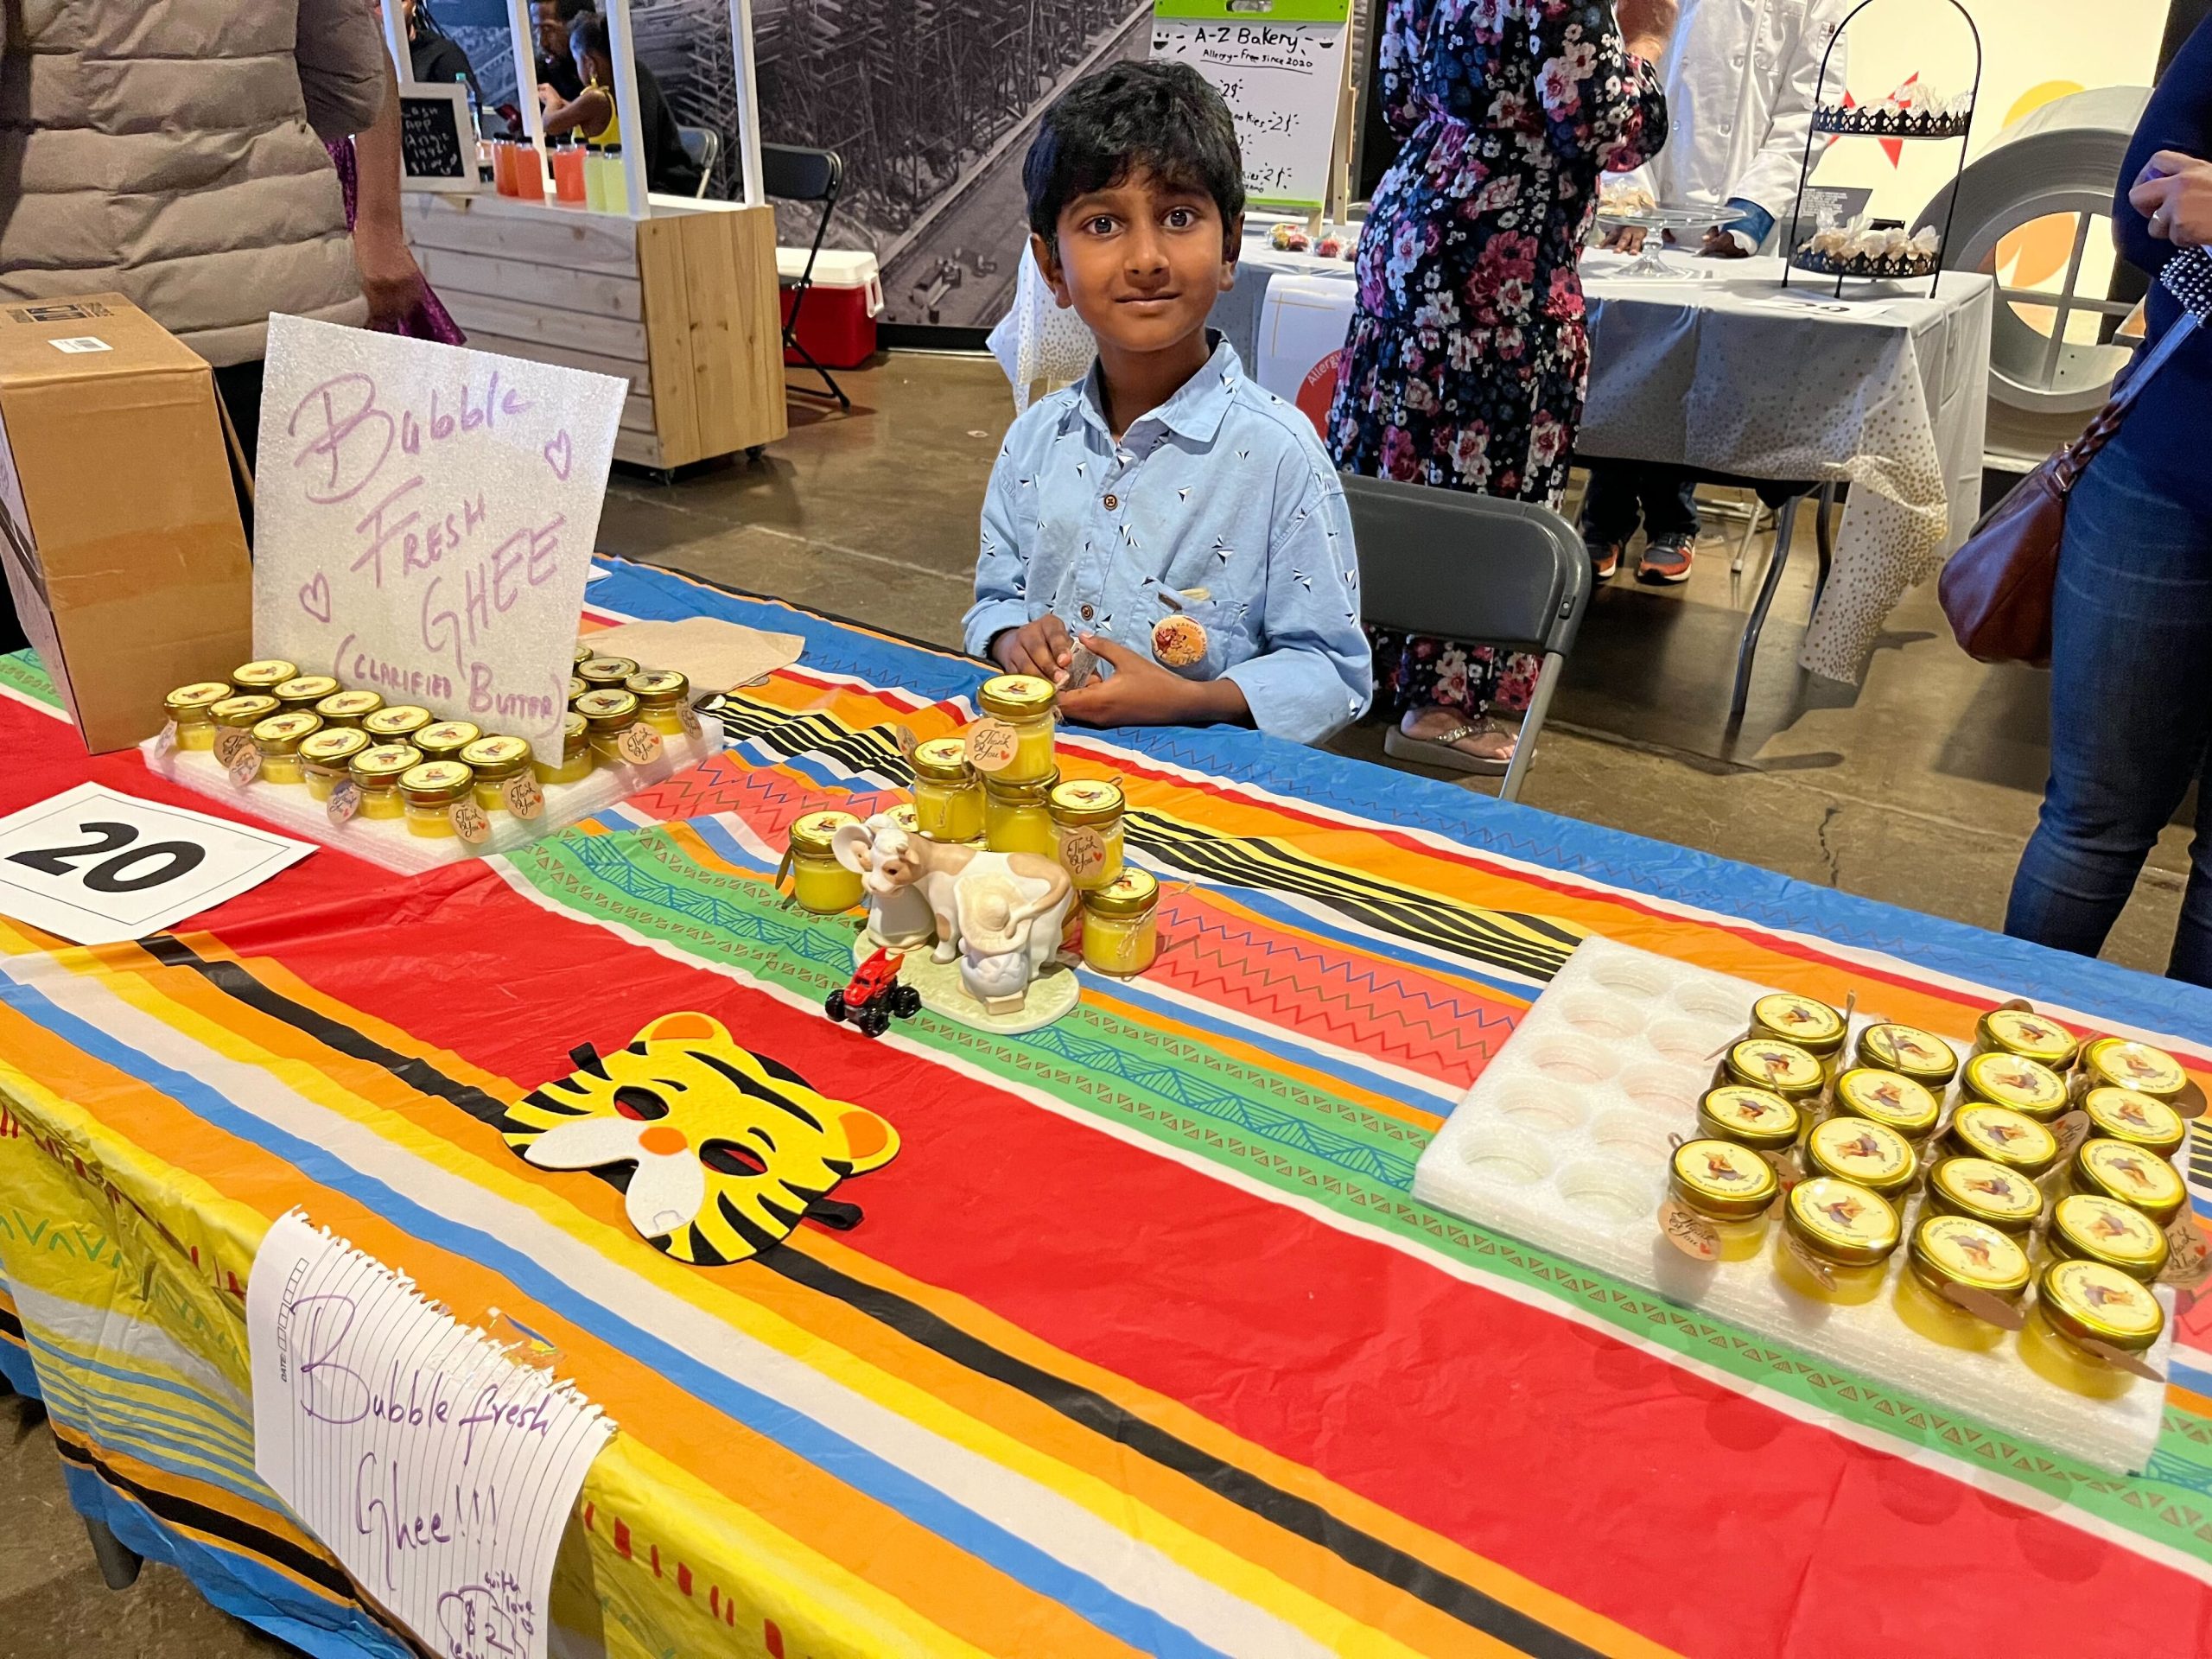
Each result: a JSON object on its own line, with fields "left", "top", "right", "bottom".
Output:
{"left": 1152, "top": 7, "right": 1345, "bottom": 210}
{"left": 249, "top": 1212, "right": 613, "bottom": 1659}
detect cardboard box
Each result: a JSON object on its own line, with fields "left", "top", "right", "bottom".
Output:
{"left": 0, "top": 294, "right": 251, "bottom": 753}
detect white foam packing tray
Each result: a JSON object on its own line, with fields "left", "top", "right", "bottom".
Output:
{"left": 1412, "top": 935, "right": 2177, "bottom": 1475}
{"left": 138, "top": 715, "right": 723, "bottom": 875}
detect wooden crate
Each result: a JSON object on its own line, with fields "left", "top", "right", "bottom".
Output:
{"left": 401, "top": 191, "right": 788, "bottom": 468}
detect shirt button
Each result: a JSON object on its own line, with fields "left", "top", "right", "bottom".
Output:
{"left": 1079, "top": 603, "right": 1095, "bottom": 620}
{"left": 1103, "top": 493, "right": 1120, "bottom": 510}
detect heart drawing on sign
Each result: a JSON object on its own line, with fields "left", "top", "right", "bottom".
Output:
{"left": 299, "top": 572, "right": 332, "bottom": 624}
{"left": 543, "top": 429, "right": 572, "bottom": 480}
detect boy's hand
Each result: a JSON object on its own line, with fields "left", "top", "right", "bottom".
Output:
{"left": 991, "top": 616, "right": 1074, "bottom": 682}
{"left": 1058, "top": 635, "right": 1249, "bottom": 728}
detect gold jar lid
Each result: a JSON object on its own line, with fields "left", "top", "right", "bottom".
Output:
{"left": 1925, "top": 1156, "right": 2045, "bottom": 1233}
{"left": 2072, "top": 1137, "right": 2188, "bottom": 1224}
{"left": 1783, "top": 1177, "right": 1900, "bottom": 1267}
{"left": 251, "top": 711, "right": 323, "bottom": 753}
{"left": 1961, "top": 1052, "right": 2069, "bottom": 1122}
{"left": 298, "top": 728, "right": 370, "bottom": 767}
{"left": 912, "top": 736, "right": 976, "bottom": 783}
{"left": 1084, "top": 866, "right": 1160, "bottom": 918}
{"left": 1805, "top": 1116, "right": 1917, "bottom": 1198}
{"left": 1978, "top": 1007, "right": 2080, "bottom": 1070}
{"left": 1833, "top": 1068, "right": 1940, "bottom": 1141}
{"left": 459, "top": 734, "right": 531, "bottom": 779}
{"left": 231, "top": 658, "right": 298, "bottom": 690}
{"left": 1722, "top": 1037, "right": 1823, "bottom": 1099}
{"left": 575, "top": 640, "right": 597, "bottom": 667}
{"left": 415, "top": 720, "right": 480, "bottom": 758}
{"left": 568, "top": 677, "right": 587, "bottom": 704}
{"left": 398, "top": 760, "right": 474, "bottom": 806}
{"left": 1694, "top": 1085, "right": 1801, "bottom": 1152}
{"left": 2036, "top": 1259, "right": 2164, "bottom": 1354}
{"left": 1049, "top": 778, "right": 1125, "bottom": 826}
{"left": 1854, "top": 1023, "right": 1959, "bottom": 1087}
{"left": 2079, "top": 1038, "right": 2187, "bottom": 1102}
{"left": 2082, "top": 1087, "right": 2188, "bottom": 1158}
{"left": 625, "top": 668, "right": 690, "bottom": 707}
{"left": 164, "top": 681, "right": 232, "bottom": 717}
{"left": 315, "top": 690, "right": 384, "bottom": 723}
{"left": 1910, "top": 1214, "right": 2032, "bottom": 1301}
{"left": 979, "top": 673, "right": 1056, "bottom": 720}
{"left": 983, "top": 766, "right": 1058, "bottom": 803}
{"left": 576, "top": 656, "right": 640, "bottom": 689}
{"left": 882, "top": 803, "right": 922, "bottom": 837}
{"left": 1947, "top": 1104, "right": 2057, "bottom": 1176}
{"left": 364, "top": 704, "right": 432, "bottom": 738}
{"left": 575, "top": 688, "right": 640, "bottom": 732}
{"left": 1669, "top": 1138, "right": 1779, "bottom": 1222}
{"left": 1750, "top": 992, "right": 1846, "bottom": 1055}
{"left": 789, "top": 810, "right": 861, "bottom": 856}
{"left": 211, "top": 694, "right": 281, "bottom": 728}
{"left": 350, "top": 742, "right": 423, "bottom": 784}
{"left": 559, "top": 710, "right": 588, "bottom": 752}
{"left": 2050, "top": 1193, "right": 2171, "bottom": 1282}
{"left": 272, "top": 674, "right": 340, "bottom": 708}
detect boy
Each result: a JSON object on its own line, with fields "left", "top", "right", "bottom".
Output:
{"left": 963, "top": 62, "right": 1370, "bottom": 746}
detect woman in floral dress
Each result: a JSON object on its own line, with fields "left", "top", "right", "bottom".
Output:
{"left": 1329, "top": 0, "right": 1675, "bottom": 772}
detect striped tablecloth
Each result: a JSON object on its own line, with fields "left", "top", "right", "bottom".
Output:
{"left": 2, "top": 558, "right": 2210, "bottom": 1659}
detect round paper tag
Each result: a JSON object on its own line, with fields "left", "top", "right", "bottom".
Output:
{"left": 677, "top": 702, "right": 702, "bottom": 740}
{"left": 326, "top": 779, "right": 362, "bottom": 826}
{"left": 2077, "top": 1336, "right": 2164, "bottom": 1382}
{"left": 1781, "top": 1230, "right": 1837, "bottom": 1291}
{"left": 1657, "top": 1198, "right": 1720, "bottom": 1262}
{"left": 1937, "top": 1281, "right": 2028, "bottom": 1331}
{"left": 1758, "top": 1147, "right": 1803, "bottom": 1192}
{"left": 449, "top": 798, "right": 492, "bottom": 845}
{"left": 154, "top": 720, "right": 178, "bottom": 758}
{"left": 2162, "top": 1215, "right": 2212, "bottom": 1291}
{"left": 502, "top": 773, "right": 545, "bottom": 821}
{"left": 219, "top": 732, "right": 261, "bottom": 787}
{"left": 1151, "top": 614, "right": 1207, "bottom": 668}
{"left": 2050, "top": 1109, "right": 2094, "bottom": 1165}
{"left": 965, "top": 718, "right": 1019, "bottom": 773}
{"left": 893, "top": 723, "right": 919, "bottom": 760}
{"left": 617, "top": 721, "right": 664, "bottom": 767}
{"left": 1060, "top": 827, "right": 1109, "bottom": 882}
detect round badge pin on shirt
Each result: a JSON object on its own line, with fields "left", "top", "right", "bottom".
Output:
{"left": 1152, "top": 615, "right": 1207, "bottom": 668}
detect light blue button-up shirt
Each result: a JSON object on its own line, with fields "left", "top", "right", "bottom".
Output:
{"left": 963, "top": 340, "right": 1371, "bottom": 746}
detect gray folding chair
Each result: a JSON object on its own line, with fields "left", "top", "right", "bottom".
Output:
{"left": 1341, "top": 473, "right": 1592, "bottom": 803}
{"left": 676, "top": 125, "right": 720, "bottom": 199}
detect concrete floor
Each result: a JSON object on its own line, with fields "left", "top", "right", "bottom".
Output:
{"left": 5, "top": 353, "right": 2195, "bottom": 1658}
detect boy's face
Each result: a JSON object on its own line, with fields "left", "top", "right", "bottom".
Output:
{"left": 1035, "top": 168, "right": 1239, "bottom": 359}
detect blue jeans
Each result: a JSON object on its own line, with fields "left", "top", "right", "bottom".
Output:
{"left": 2005, "top": 436, "right": 2212, "bottom": 985}
{"left": 1582, "top": 461, "right": 1700, "bottom": 545}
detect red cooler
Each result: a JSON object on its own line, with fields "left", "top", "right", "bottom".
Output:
{"left": 778, "top": 248, "right": 883, "bottom": 370}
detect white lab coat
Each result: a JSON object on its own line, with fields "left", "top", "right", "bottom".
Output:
{"left": 1621, "top": 0, "right": 1850, "bottom": 242}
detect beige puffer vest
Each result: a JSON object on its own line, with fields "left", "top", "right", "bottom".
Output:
{"left": 0, "top": 0, "right": 388, "bottom": 365}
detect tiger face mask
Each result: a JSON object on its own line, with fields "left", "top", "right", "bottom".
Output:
{"left": 501, "top": 1012, "right": 899, "bottom": 1264}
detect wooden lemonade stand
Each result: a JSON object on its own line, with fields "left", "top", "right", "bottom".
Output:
{"left": 384, "top": 0, "right": 786, "bottom": 471}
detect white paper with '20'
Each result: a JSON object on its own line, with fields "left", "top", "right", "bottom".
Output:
{"left": 249, "top": 1211, "right": 613, "bottom": 1659}
{"left": 251, "top": 315, "right": 626, "bottom": 764}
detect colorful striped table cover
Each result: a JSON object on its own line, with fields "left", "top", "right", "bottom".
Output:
{"left": 2, "top": 556, "right": 2210, "bottom": 1659}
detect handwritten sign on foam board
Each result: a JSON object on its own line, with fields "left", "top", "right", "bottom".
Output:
{"left": 252, "top": 315, "right": 626, "bottom": 764}
{"left": 249, "top": 1211, "right": 613, "bottom": 1659}
{"left": 1152, "top": 0, "right": 1350, "bottom": 212}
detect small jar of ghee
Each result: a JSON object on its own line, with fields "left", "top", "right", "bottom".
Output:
{"left": 230, "top": 659, "right": 298, "bottom": 693}
{"left": 983, "top": 767, "right": 1059, "bottom": 858}
{"left": 625, "top": 669, "right": 692, "bottom": 735}
{"left": 2082, "top": 1087, "right": 2188, "bottom": 1159}
{"left": 1942, "top": 1103, "right": 2058, "bottom": 1179}
{"left": 1893, "top": 1214, "right": 2032, "bottom": 1351}
{"left": 912, "top": 738, "right": 986, "bottom": 842}
{"left": 576, "top": 689, "right": 643, "bottom": 763}
{"left": 534, "top": 712, "right": 594, "bottom": 786}
{"left": 1695, "top": 1085, "right": 1802, "bottom": 1154}
{"left": 1974, "top": 1007, "right": 2081, "bottom": 1072}
{"left": 1775, "top": 1177, "right": 1899, "bottom": 1306}
{"left": 1669, "top": 1138, "right": 1780, "bottom": 1262}
{"left": 1804, "top": 1115, "right": 1917, "bottom": 1200}
{"left": 1049, "top": 777, "right": 1126, "bottom": 890}
{"left": 575, "top": 641, "right": 597, "bottom": 669}
{"left": 2066, "top": 1137, "right": 2188, "bottom": 1228}
{"left": 1748, "top": 993, "right": 1847, "bottom": 1073}
{"left": 568, "top": 676, "right": 588, "bottom": 706}
{"left": 297, "top": 728, "right": 369, "bottom": 801}
{"left": 1831, "top": 1068, "right": 1941, "bottom": 1147}
{"left": 1853, "top": 1023, "right": 1960, "bottom": 1095}
{"left": 1960, "top": 1052, "right": 2069, "bottom": 1122}
{"left": 363, "top": 704, "right": 433, "bottom": 743}
{"left": 975, "top": 674, "right": 1058, "bottom": 785}
{"left": 1720, "top": 1037, "right": 1824, "bottom": 1104}
{"left": 349, "top": 743, "right": 423, "bottom": 819}
{"left": 271, "top": 674, "right": 340, "bottom": 712}
{"left": 398, "top": 760, "right": 474, "bottom": 839}
{"left": 2074, "top": 1038, "right": 2187, "bottom": 1105}
{"left": 414, "top": 720, "right": 481, "bottom": 762}
{"left": 315, "top": 689, "right": 384, "bottom": 728}
{"left": 576, "top": 656, "right": 640, "bottom": 692}
{"left": 250, "top": 711, "right": 324, "bottom": 785}
{"left": 459, "top": 734, "right": 533, "bottom": 810}
{"left": 212, "top": 693, "right": 281, "bottom": 734}
{"left": 2048, "top": 1193, "right": 2170, "bottom": 1283}
{"left": 2019, "top": 1260, "right": 2164, "bottom": 1399}
{"left": 162, "top": 682, "right": 232, "bottom": 750}
{"left": 1081, "top": 868, "right": 1160, "bottom": 977}
{"left": 787, "top": 810, "right": 865, "bottom": 914}
{"left": 1924, "top": 1156, "right": 2044, "bottom": 1236}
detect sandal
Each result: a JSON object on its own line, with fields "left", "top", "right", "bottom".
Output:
{"left": 1383, "top": 713, "right": 1516, "bottom": 777}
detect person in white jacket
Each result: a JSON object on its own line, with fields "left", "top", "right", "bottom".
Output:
{"left": 1584, "top": 0, "right": 1848, "bottom": 585}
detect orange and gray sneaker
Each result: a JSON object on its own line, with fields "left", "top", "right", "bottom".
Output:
{"left": 1587, "top": 538, "right": 1622, "bottom": 581}
{"left": 1637, "top": 533, "right": 1694, "bottom": 585}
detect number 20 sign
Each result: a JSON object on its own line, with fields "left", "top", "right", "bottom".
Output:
{"left": 0, "top": 783, "right": 315, "bottom": 946}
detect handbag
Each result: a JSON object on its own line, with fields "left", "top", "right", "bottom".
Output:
{"left": 1938, "top": 308, "right": 2199, "bottom": 666}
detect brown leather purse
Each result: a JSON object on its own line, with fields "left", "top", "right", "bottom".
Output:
{"left": 1940, "top": 310, "right": 2199, "bottom": 666}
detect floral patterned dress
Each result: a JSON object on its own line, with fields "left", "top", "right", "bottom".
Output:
{"left": 1327, "top": 0, "right": 1666, "bottom": 721}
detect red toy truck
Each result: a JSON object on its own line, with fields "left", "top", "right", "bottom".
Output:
{"left": 824, "top": 947, "right": 922, "bottom": 1037}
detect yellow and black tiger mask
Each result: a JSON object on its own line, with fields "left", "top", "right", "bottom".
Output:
{"left": 500, "top": 1012, "right": 899, "bottom": 1266}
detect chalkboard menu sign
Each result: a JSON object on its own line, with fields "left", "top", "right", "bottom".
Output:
{"left": 398, "top": 84, "right": 480, "bottom": 193}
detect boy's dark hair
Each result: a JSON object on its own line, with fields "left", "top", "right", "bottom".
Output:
{"left": 1024, "top": 62, "right": 1245, "bottom": 256}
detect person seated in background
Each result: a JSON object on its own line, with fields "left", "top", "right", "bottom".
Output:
{"left": 531, "top": 0, "right": 587, "bottom": 105}
{"left": 538, "top": 10, "right": 701, "bottom": 196}
{"left": 403, "top": 0, "right": 480, "bottom": 103}
{"left": 1583, "top": 0, "right": 1848, "bottom": 586}
{"left": 965, "top": 63, "right": 1370, "bottom": 746}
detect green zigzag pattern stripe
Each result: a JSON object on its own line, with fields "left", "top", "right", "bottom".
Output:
{"left": 0, "top": 649, "right": 60, "bottom": 709}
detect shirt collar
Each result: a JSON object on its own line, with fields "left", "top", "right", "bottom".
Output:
{"left": 1071, "top": 334, "right": 1243, "bottom": 448}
